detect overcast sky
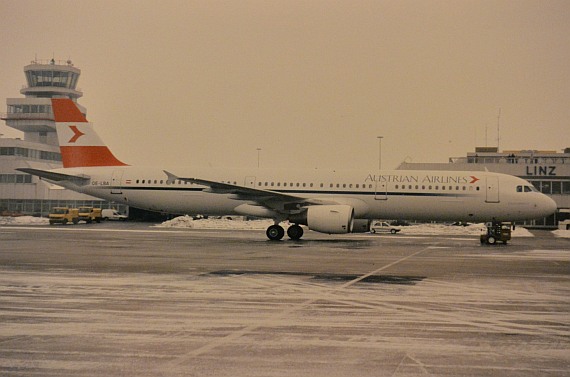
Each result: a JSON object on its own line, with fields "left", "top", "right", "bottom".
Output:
{"left": 1, "top": 0, "right": 568, "bottom": 170}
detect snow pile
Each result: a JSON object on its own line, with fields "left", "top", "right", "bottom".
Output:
{"left": 399, "top": 223, "right": 533, "bottom": 237}
{"left": 0, "top": 216, "right": 49, "bottom": 225}
{"left": 552, "top": 229, "right": 570, "bottom": 238}
{"left": 156, "top": 215, "right": 275, "bottom": 230}
{"left": 157, "top": 217, "right": 535, "bottom": 237}
{"left": 399, "top": 223, "right": 485, "bottom": 236}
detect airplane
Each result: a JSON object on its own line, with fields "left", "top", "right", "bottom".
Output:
{"left": 19, "top": 98, "right": 557, "bottom": 241}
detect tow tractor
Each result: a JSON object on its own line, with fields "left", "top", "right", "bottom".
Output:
{"left": 480, "top": 222, "right": 512, "bottom": 245}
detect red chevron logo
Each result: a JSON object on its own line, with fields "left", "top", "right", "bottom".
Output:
{"left": 470, "top": 176, "right": 480, "bottom": 184}
{"left": 68, "top": 125, "right": 85, "bottom": 143}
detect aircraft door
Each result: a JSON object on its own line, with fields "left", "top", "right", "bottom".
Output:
{"left": 111, "top": 170, "right": 123, "bottom": 194}
{"left": 244, "top": 176, "right": 256, "bottom": 188}
{"left": 485, "top": 176, "right": 500, "bottom": 203}
{"left": 374, "top": 181, "right": 388, "bottom": 200}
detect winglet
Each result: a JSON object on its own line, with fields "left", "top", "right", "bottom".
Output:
{"left": 163, "top": 170, "right": 179, "bottom": 183}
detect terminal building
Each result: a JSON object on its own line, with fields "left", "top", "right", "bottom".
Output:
{"left": 0, "top": 58, "right": 127, "bottom": 216}
{"left": 398, "top": 147, "right": 570, "bottom": 228}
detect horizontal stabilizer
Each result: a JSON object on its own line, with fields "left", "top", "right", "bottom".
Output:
{"left": 17, "top": 168, "right": 90, "bottom": 184}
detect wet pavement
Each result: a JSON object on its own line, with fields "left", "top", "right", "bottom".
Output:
{"left": 0, "top": 223, "right": 569, "bottom": 376}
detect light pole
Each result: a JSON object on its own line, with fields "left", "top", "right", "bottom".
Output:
{"left": 256, "top": 148, "right": 262, "bottom": 168}
{"left": 377, "top": 136, "right": 383, "bottom": 171}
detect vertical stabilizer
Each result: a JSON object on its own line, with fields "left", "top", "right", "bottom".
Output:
{"left": 52, "top": 99, "right": 127, "bottom": 167}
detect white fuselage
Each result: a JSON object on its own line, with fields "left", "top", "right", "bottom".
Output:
{"left": 53, "top": 166, "right": 556, "bottom": 223}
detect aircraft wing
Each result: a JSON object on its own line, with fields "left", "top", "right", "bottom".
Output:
{"left": 17, "top": 168, "right": 90, "bottom": 185}
{"left": 164, "top": 170, "right": 336, "bottom": 211}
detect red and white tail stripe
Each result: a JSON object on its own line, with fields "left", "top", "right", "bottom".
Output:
{"left": 52, "top": 99, "right": 127, "bottom": 168}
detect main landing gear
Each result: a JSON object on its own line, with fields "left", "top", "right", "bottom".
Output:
{"left": 266, "top": 224, "right": 304, "bottom": 241}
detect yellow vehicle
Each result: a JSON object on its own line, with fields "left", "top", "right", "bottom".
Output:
{"left": 78, "top": 207, "right": 102, "bottom": 223}
{"left": 49, "top": 207, "right": 79, "bottom": 225}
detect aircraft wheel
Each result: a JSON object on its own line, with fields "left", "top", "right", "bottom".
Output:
{"left": 266, "top": 225, "right": 285, "bottom": 241}
{"left": 287, "top": 225, "right": 304, "bottom": 240}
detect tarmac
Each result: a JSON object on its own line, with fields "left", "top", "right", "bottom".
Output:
{"left": 0, "top": 222, "right": 569, "bottom": 376}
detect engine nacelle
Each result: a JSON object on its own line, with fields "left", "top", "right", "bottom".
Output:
{"left": 351, "top": 219, "right": 371, "bottom": 233}
{"left": 289, "top": 205, "right": 354, "bottom": 234}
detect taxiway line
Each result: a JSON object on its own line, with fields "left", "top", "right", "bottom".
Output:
{"left": 164, "top": 246, "right": 431, "bottom": 368}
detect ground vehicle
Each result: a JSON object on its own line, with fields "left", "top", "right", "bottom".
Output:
{"left": 480, "top": 222, "right": 512, "bottom": 245}
{"left": 559, "top": 219, "right": 570, "bottom": 230}
{"left": 370, "top": 221, "right": 401, "bottom": 234}
{"left": 78, "top": 207, "right": 102, "bottom": 223}
{"left": 49, "top": 207, "right": 79, "bottom": 225}
{"left": 101, "top": 209, "right": 128, "bottom": 221}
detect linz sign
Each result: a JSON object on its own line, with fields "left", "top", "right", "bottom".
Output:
{"left": 526, "top": 166, "right": 557, "bottom": 176}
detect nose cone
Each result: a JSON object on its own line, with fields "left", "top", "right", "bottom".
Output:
{"left": 538, "top": 194, "right": 557, "bottom": 218}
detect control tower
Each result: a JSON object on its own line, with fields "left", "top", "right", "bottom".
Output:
{"left": 0, "top": 59, "right": 125, "bottom": 217}
{"left": 4, "top": 58, "right": 86, "bottom": 146}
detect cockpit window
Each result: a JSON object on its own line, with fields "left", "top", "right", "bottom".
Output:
{"left": 517, "top": 185, "right": 538, "bottom": 193}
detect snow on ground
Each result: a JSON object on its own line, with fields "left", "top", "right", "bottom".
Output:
{"left": 156, "top": 216, "right": 536, "bottom": 237}
{"left": 2, "top": 215, "right": 565, "bottom": 238}
{"left": 400, "top": 223, "right": 534, "bottom": 237}
{"left": 0, "top": 216, "right": 49, "bottom": 225}
{"left": 156, "top": 215, "right": 275, "bottom": 230}
{"left": 552, "top": 229, "right": 570, "bottom": 238}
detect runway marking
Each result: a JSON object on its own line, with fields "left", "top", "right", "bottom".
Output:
{"left": 164, "top": 246, "right": 431, "bottom": 368}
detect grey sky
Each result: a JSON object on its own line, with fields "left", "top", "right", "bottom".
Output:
{"left": 1, "top": 0, "right": 568, "bottom": 170}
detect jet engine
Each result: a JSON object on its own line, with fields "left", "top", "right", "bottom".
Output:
{"left": 289, "top": 205, "right": 354, "bottom": 234}
{"left": 351, "top": 219, "right": 371, "bottom": 233}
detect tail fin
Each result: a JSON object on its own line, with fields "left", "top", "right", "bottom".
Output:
{"left": 52, "top": 98, "right": 127, "bottom": 167}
